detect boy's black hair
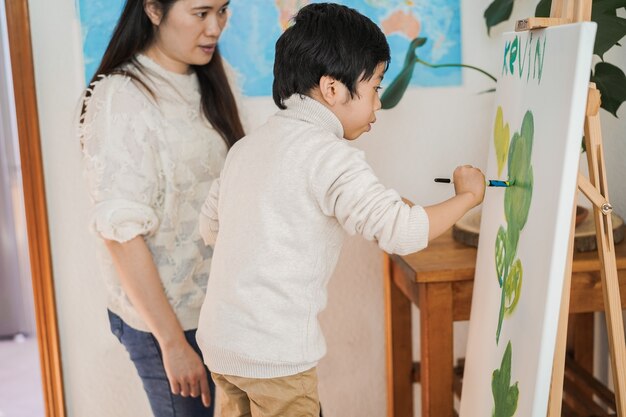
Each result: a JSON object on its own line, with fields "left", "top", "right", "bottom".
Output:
{"left": 272, "top": 3, "right": 391, "bottom": 109}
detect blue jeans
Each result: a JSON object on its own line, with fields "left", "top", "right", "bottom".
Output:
{"left": 108, "top": 310, "right": 215, "bottom": 417}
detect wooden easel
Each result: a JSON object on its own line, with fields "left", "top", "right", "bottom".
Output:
{"left": 515, "top": 1, "right": 626, "bottom": 415}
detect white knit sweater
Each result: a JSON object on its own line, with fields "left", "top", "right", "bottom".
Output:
{"left": 80, "top": 54, "right": 230, "bottom": 331}
{"left": 196, "top": 94, "right": 429, "bottom": 378}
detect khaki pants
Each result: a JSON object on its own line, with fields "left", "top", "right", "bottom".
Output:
{"left": 211, "top": 367, "right": 320, "bottom": 417}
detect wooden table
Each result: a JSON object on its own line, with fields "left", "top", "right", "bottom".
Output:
{"left": 384, "top": 229, "right": 626, "bottom": 417}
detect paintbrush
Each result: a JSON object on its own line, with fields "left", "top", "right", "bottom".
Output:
{"left": 434, "top": 178, "right": 511, "bottom": 187}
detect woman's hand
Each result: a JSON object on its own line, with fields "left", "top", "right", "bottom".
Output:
{"left": 105, "top": 236, "right": 212, "bottom": 407}
{"left": 162, "top": 340, "right": 212, "bottom": 407}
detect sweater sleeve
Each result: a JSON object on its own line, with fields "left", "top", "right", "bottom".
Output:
{"left": 311, "top": 141, "right": 429, "bottom": 255}
{"left": 199, "top": 178, "right": 220, "bottom": 246}
{"left": 80, "top": 76, "right": 160, "bottom": 243}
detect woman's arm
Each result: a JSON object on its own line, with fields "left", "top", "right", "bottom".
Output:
{"left": 81, "top": 78, "right": 211, "bottom": 406}
{"left": 104, "top": 236, "right": 211, "bottom": 407}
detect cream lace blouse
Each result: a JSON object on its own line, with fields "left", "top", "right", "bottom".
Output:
{"left": 79, "top": 54, "right": 230, "bottom": 331}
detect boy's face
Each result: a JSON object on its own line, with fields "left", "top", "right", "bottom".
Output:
{"left": 334, "top": 63, "right": 385, "bottom": 140}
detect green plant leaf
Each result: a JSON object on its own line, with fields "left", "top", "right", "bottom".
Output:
{"left": 592, "top": 10, "right": 626, "bottom": 58}
{"left": 592, "top": 0, "right": 626, "bottom": 14}
{"left": 535, "top": 0, "right": 552, "bottom": 17}
{"left": 380, "top": 37, "right": 427, "bottom": 110}
{"left": 485, "top": 0, "right": 516, "bottom": 34}
{"left": 404, "top": 37, "right": 427, "bottom": 66}
{"left": 535, "top": 0, "right": 626, "bottom": 58}
{"left": 492, "top": 341, "right": 519, "bottom": 417}
{"left": 380, "top": 64, "right": 416, "bottom": 110}
{"left": 592, "top": 62, "right": 626, "bottom": 116}
{"left": 534, "top": 0, "right": 626, "bottom": 58}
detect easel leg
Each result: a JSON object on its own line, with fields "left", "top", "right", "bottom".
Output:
{"left": 548, "top": 193, "right": 578, "bottom": 417}
{"left": 548, "top": 82, "right": 626, "bottom": 416}
{"left": 584, "top": 85, "right": 626, "bottom": 416}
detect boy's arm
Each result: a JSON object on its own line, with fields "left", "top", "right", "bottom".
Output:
{"left": 313, "top": 144, "right": 430, "bottom": 255}
{"left": 313, "top": 144, "right": 485, "bottom": 255}
{"left": 424, "top": 165, "right": 485, "bottom": 240}
{"left": 199, "top": 178, "right": 221, "bottom": 246}
{"left": 424, "top": 193, "right": 477, "bottom": 240}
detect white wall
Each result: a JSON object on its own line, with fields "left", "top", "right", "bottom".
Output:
{"left": 26, "top": 1, "right": 625, "bottom": 416}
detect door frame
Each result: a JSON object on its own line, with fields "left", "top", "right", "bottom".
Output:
{"left": 4, "top": 1, "right": 65, "bottom": 416}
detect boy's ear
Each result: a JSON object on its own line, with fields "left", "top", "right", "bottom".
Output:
{"left": 318, "top": 75, "right": 344, "bottom": 107}
{"left": 144, "top": 0, "right": 163, "bottom": 26}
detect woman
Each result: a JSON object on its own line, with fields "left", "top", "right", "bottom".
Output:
{"left": 78, "top": 0, "right": 244, "bottom": 415}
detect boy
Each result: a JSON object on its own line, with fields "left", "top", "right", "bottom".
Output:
{"left": 197, "top": 3, "right": 485, "bottom": 416}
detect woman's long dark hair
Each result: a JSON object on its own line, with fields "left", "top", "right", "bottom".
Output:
{"left": 83, "top": 0, "right": 244, "bottom": 148}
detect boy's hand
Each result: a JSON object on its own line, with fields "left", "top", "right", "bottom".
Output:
{"left": 423, "top": 165, "right": 486, "bottom": 241}
{"left": 452, "top": 165, "right": 485, "bottom": 208}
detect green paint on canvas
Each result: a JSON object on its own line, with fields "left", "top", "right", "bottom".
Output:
{"left": 502, "top": 32, "right": 547, "bottom": 84}
{"left": 492, "top": 341, "right": 519, "bottom": 417}
{"left": 494, "top": 106, "right": 510, "bottom": 177}
{"left": 494, "top": 110, "right": 534, "bottom": 344}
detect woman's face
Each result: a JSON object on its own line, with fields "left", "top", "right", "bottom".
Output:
{"left": 144, "top": 0, "right": 230, "bottom": 74}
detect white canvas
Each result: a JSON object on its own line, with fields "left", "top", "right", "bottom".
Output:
{"left": 459, "top": 23, "right": 597, "bottom": 417}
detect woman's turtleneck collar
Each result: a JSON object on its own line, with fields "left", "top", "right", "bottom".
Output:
{"left": 279, "top": 94, "right": 345, "bottom": 139}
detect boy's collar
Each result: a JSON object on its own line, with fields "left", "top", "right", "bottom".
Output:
{"left": 281, "top": 94, "right": 344, "bottom": 139}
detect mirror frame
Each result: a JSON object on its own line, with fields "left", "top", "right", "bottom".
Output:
{"left": 4, "top": 0, "right": 66, "bottom": 416}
